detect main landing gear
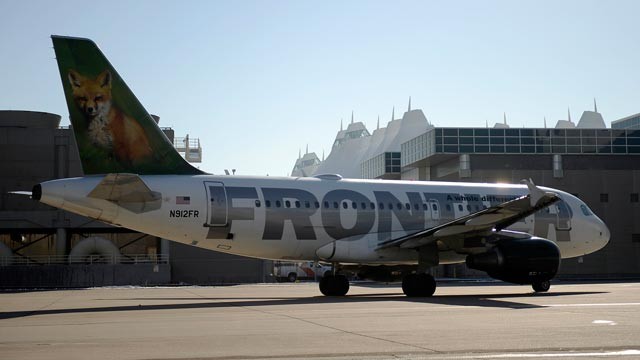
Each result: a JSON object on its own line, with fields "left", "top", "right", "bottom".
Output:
{"left": 402, "top": 273, "right": 437, "bottom": 297}
{"left": 319, "top": 274, "right": 349, "bottom": 296}
{"left": 532, "top": 280, "right": 551, "bottom": 293}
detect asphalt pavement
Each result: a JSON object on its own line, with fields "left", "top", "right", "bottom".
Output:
{"left": 1, "top": 281, "right": 639, "bottom": 359}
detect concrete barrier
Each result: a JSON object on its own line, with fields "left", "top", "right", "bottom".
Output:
{"left": 0, "top": 264, "right": 170, "bottom": 288}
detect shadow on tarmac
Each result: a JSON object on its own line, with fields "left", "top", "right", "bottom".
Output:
{"left": 0, "top": 290, "right": 606, "bottom": 320}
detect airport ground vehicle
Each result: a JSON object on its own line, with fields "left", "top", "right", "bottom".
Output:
{"left": 274, "top": 261, "right": 332, "bottom": 282}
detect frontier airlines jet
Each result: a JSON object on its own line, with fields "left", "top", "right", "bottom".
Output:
{"left": 29, "top": 36, "right": 610, "bottom": 296}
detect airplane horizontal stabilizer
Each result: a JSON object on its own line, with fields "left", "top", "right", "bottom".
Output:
{"left": 88, "top": 173, "right": 161, "bottom": 213}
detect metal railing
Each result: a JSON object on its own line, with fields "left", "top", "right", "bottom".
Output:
{"left": 0, "top": 254, "right": 169, "bottom": 266}
{"left": 173, "top": 137, "right": 200, "bottom": 149}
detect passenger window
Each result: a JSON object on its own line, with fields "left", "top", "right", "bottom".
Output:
{"left": 389, "top": 203, "right": 393, "bottom": 209}
{"left": 360, "top": 202, "right": 366, "bottom": 209}
{"left": 396, "top": 203, "right": 402, "bottom": 210}
{"left": 466, "top": 205, "right": 471, "bottom": 211}
{"left": 324, "top": 201, "right": 329, "bottom": 208}
{"left": 295, "top": 201, "right": 300, "bottom": 208}
{"left": 255, "top": 200, "right": 261, "bottom": 208}
{"left": 432, "top": 203, "right": 438, "bottom": 211}
{"left": 352, "top": 202, "right": 357, "bottom": 209}
{"left": 304, "top": 201, "right": 310, "bottom": 208}
{"left": 370, "top": 203, "right": 375, "bottom": 209}
{"left": 458, "top": 204, "right": 463, "bottom": 211}
{"left": 314, "top": 201, "right": 320, "bottom": 208}
{"left": 580, "top": 204, "right": 592, "bottom": 216}
{"left": 265, "top": 200, "right": 271, "bottom": 208}
{"left": 414, "top": 203, "right": 419, "bottom": 210}
{"left": 333, "top": 202, "right": 339, "bottom": 209}
{"left": 285, "top": 200, "right": 291, "bottom": 208}
{"left": 342, "top": 202, "right": 348, "bottom": 209}
{"left": 276, "top": 200, "right": 281, "bottom": 208}
{"left": 423, "top": 203, "right": 428, "bottom": 210}
{"left": 405, "top": 203, "right": 410, "bottom": 210}
{"left": 379, "top": 203, "right": 384, "bottom": 210}
{"left": 446, "top": 204, "right": 451, "bottom": 211}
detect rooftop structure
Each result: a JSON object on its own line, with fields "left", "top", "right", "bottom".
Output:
{"left": 612, "top": 113, "right": 640, "bottom": 130}
{"left": 309, "top": 100, "right": 432, "bottom": 178}
{"left": 291, "top": 146, "right": 322, "bottom": 177}
{"left": 173, "top": 135, "right": 202, "bottom": 163}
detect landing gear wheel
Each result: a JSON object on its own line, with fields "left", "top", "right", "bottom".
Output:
{"left": 532, "top": 280, "right": 551, "bottom": 292}
{"left": 402, "top": 273, "right": 436, "bottom": 297}
{"left": 319, "top": 274, "right": 349, "bottom": 296}
{"left": 287, "top": 272, "right": 297, "bottom": 282}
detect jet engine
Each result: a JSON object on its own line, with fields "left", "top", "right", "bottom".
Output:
{"left": 466, "top": 237, "right": 560, "bottom": 285}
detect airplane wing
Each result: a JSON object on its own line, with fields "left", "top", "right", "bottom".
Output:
{"left": 376, "top": 179, "right": 560, "bottom": 250}
{"left": 88, "top": 173, "right": 162, "bottom": 213}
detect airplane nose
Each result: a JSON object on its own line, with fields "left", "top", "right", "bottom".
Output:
{"left": 599, "top": 220, "right": 611, "bottom": 248}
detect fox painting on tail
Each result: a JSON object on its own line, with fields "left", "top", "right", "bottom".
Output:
{"left": 68, "top": 68, "right": 152, "bottom": 165}
{"left": 52, "top": 35, "right": 202, "bottom": 175}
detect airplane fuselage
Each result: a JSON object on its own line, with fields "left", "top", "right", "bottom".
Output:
{"left": 37, "top": 175, "right": 609, "bottom": 265}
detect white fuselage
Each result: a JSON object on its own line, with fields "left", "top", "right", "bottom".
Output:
{"left": 38, "top": 175, "right": 610, "bottom": 264}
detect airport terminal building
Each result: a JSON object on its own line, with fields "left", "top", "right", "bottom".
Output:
{"left": 293, "top": 103, "right": 640, "bottom": 278}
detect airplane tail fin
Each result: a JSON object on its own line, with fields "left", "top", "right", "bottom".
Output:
{"left": 51, "top": 35, "right": 204, "bottom": 175}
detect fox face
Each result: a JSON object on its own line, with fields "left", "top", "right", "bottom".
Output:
{"left": 68, "top": 69, "right": 112, "bottom": 119}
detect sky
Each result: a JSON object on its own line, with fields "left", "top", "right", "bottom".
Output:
{"left": 1, "top": 0, "right": 640, "bottom": 176}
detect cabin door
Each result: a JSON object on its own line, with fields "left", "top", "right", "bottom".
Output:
{"left": 204, "top": 181, "right": 228, "bottom": 226}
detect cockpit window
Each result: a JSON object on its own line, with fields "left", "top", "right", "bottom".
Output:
{"left": 580, "top": 204, "right": 592, "bottom": 216}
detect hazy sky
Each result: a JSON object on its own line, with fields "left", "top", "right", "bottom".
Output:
{"left": 1, "top": 1, "right": 639, "bottom": 176}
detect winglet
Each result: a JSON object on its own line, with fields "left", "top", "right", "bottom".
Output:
{"left": 521, "top": 178, "right": 550, "bottom": 207}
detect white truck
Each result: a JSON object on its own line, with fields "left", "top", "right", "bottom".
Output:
{"left": 273, "top": 261, "right": 332, "bottom": 282}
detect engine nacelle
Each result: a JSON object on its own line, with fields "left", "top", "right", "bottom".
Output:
{"left": 466, "top": 237, "right": 560, "bottom": 285}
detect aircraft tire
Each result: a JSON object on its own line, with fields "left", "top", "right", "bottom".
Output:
{"left": 287, "top": 272, "right": 297, "bottom": 282}
{"left": 319, "top": 275, "right": 349, "bottom": 296}
{"left": 532, "top": 280, "right": 551, "bottom": 292}
{"left": 402, "top": 273, "right": 436, "bottom": 297}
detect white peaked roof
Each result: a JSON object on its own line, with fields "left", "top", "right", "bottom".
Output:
{"left": 333, "top": 121, "right": 370, "bottom": 147}
{"left": 313, "top": 109, "right": 432, "bottom": 178}
{"left": 316, "top": 136, "right": 372, "bottom": 178}
{"left": 365, "top": 109, "right": 431, "bottom": 159}
{"left": 495, "top": 113, "right": 510, "bottom": 128}
{"left": 555, "top": 120, "right": 576, "bottom": 128}
{"left": 291, "top": 152, "right": 321, "bottom": 177}
{"left": 577, "top": 111, "right": 606, "bottom": 128}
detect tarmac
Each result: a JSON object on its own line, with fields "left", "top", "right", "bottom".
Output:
{"left": 1, "top": 281, "right": 639, "bottom": 360}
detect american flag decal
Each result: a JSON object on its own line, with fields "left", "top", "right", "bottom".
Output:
{"left": 176, "top": 196, "right": 190, "bottom": 205}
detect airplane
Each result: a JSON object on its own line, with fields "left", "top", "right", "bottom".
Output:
{"left": 27, "top": 35, "right": 610, "bottom": 297}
